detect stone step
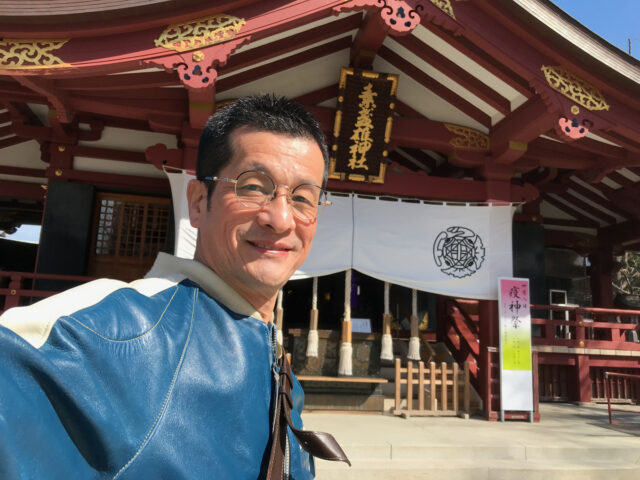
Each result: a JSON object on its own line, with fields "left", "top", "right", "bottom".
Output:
{"left": 331, "top": 443, "right": 640, "bottom": 463}
{"left": 314, "top": 458, "right": 640, "bottom": 480}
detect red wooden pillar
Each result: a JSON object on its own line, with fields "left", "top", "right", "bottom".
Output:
{"left": 589, "top": 248, "right": 614, "bottom": 308}
{"left": 575, "top": 354, "right": 592, "bottom": 403}
{"left": 478, "top": 299, "right": 499, "bottom": 418}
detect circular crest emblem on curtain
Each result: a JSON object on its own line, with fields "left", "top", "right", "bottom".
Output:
{"left": 433, "top": 227, "right": 486, "bottom": 278}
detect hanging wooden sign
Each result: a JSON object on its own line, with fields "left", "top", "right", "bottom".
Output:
{"left": 330, "top": 68, "right": 398, "bottom": 183}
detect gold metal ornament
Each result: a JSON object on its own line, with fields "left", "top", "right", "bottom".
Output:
{"left": 155, "top": 14, "right": 246, "bottom": 53}
{"left": 445, "top": 124, "right": 490, "bottom": 150}
{"left": 0, "top": 39, "right": 70, "bottom": 69}
{"left": 430, "top": 0, "right": 456, "bottom": 19}
{"left": 541, "top": 65, "right": 610, "bottom": 111}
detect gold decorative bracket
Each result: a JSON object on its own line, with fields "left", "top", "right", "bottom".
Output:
{"left": 154, "top": 14, "right": 246, "bottom": 53}
{"left": 445, "top": 124, "right": 490, "bottom": 150}
{"left": 541, "top": 65, "right": 610, "bottom": 111}
{"left": 429, "top": 0, "right": 455, "bottom": 19}
{"left": 0, "top": 39, "right": 69, "bottom": 70}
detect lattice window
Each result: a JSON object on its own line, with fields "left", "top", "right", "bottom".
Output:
{"left": 89, "top": 193, "right": 171, "bottom": 281}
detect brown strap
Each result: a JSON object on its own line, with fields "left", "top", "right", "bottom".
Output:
{"left": 266, "top": 354, "right": 351, "bottom": 479}
{"left": 265, "top": 389, "right": 286, "bottom": 480}
{"left": 279, "top": 355, "right": 351, "bottom": 466}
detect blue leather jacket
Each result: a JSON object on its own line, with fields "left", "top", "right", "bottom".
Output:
{"left": 0, "top": 253, "right": 314, "bottom": 479}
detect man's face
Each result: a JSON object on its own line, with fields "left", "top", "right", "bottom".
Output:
{"left": 188, "top": 126, "right": 325, "bottom": 305}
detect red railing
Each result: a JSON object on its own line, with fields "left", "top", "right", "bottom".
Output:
{"left": 530, "top": 304, "right": 640, "bottom": 352}
{"left": 441, "top": 298, "right": 480, "bottom": 384}
{"left": 604, "top": 372, "right": 640, "bottom": 424}
{"left": 0, "top": 271, "right": 95, "bottom": 314}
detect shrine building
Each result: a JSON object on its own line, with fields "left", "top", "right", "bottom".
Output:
{"left": 2, "top": 0, "right": 640, "bottom": 419}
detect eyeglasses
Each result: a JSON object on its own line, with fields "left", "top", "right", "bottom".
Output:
{"left": 200, "top": 170, "right": 331, "bottom": 222}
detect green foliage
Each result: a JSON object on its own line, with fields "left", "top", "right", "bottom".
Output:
{"left": 613, "top": 251, "right": 640, "bottom": 295}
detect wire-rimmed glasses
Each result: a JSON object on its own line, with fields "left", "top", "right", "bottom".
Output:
{"left": 200, "top": 170, "right": 331, "bottom": 222}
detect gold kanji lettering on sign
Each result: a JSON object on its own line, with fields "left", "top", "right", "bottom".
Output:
{"left": 348, "top": 83, "right": 378, "bottom": 170}
{"left": 330, "top": 68, "right": 397, "bottom": 183}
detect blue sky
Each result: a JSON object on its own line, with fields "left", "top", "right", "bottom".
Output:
{"left": 551, "top": 0, "right": 640, "bottom": 59}
{"left": 3, "top": 1, "right": 638, "bottom": 244}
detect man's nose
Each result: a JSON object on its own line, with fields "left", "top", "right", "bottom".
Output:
{"left": 258, "top": 191, "right": 296, "bottom": 232}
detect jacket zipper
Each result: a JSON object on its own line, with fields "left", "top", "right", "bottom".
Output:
{"left": 270, "top": 323, "right": 279, "bottom": 435}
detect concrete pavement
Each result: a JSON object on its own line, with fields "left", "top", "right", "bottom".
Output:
{"left": 302, "top": 403, "right": 640, "bottom": 479}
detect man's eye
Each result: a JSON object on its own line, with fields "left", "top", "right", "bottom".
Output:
{"left": 292, "top": 194, "right": 314, "bottom": 206}
{"left": 238, "top": 184, "right": 269, "bottom": 194}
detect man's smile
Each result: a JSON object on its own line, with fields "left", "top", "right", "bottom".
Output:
{"left": 246, "top": 239, "right": 293, "bottom": 255}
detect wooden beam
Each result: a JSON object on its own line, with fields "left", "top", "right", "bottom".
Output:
{"left": 0, "top": 136, "right": 31, "bottom": 149}
{"left": 544, "top": 229, "right": 598, "bottom": 253}
{"left": 55, "top": 169, "right": 169, "bottom": 194}
{"left": 429, "top": 162, "right": 466, "bottom": 178}
{"left": 606, "top": 171, "right": 638, "bottom": 190}
{"left": 390, "top": 34, "right": 511, "bottom": 115}
{"left": 294, "top": 84, "right": 339, "bottom": 106}
{"left": 0, "top": 180, "right": 46, "bottom": 201}
{"left": 67, "top": 145, "right": 147, "bottom": 163}
{"left": 399, "top": 148, "right": 438, "bottom": 171}
{"left": 6, "top": 102, "right": 44, "bottom": 127}
{"left": 327, "top": 168, "right": 536, "bottom": 202}
{"left": 67, "top": 95, "right": 186, "bottom": 124}
{"left": 0, "top": 165, "right": 45, "bottom": 178}
{"left": 594, "top": 130, "right": 640, "bottom": 155}
{"left": 0, "top": 0, "right": 259, "bottom": 38}
{"left": 349, "top": 11, "right": 388, "bottom": 69}
{"left": 225, "top": 14, "right": 361, "bottom": 78}
{"left": 541, "top": 193, "right": 599, "bottom": 228}
{"left": 585, "top": 180, "right": 640, "bottom": 221}
{"left": 522, "top": 143, "right": 599, "bottom": 170}
{"left": 555, "top": 191, "right": 616, "bottom": 226}
{"left": 544, "top": 131, "right": 631, "bottom": 161}
{"left": 306, "top": 105, "right": 491, "bottom": 158}
{"left": 379, "top": 45, "right": 492, "bottom": 129}
{"left": 387, "top": 151, "right": 423, "bottom": 173}
{"left": 563, "top": 177, "right": 630, "bottom": 221}
{"left": 13, "top": 77, "right": 73, "bottom": 123}
{"left": 419, "top": 20, "right": 533, "bottom": 98}
{"left": 56, "top": 71, "right": 180, "bottom": 92}
{"left": 216, "top": 36, "right": 352, "bottom": 93}
{"left": 600, "top": 221, "right": 640, "bottom": 248}
{"left": 490, "top": 96, "right": 555, "bottom": 164}
{"left": 473, "top": 0, "right": 640, "bottom": 114}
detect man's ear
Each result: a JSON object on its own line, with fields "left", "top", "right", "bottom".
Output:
{"left": 186, "top": 179, "right": 207, "bottom": 228}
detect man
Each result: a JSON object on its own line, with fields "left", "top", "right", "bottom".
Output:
{"left": 0, "top": 95, "right": 347, "bottom": 479}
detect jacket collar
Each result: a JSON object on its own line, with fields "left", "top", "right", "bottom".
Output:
{"left": 145, "top": 252, "right": 263, "bottom": 322}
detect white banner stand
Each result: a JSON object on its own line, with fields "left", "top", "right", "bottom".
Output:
{"left": 498, "top": 277, "right": 534, "bottom": 423}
